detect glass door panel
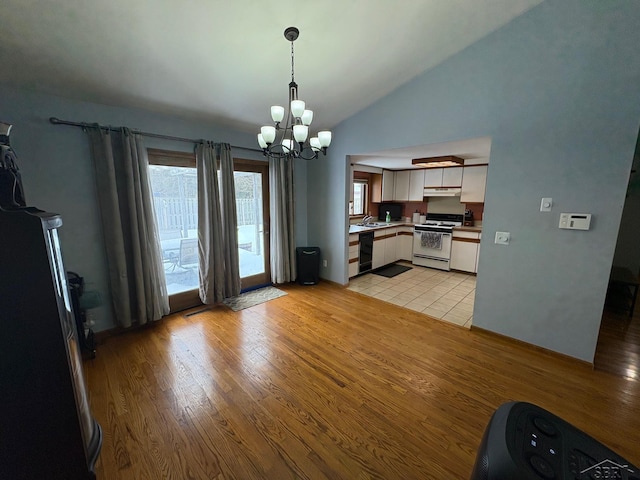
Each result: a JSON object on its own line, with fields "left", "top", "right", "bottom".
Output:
{"left": 234, "top": 161, "right": 270, "bottom": 290}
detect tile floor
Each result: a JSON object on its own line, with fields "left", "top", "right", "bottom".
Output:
{"left": 347, "top": 261, "right": 476, "bottom": 328}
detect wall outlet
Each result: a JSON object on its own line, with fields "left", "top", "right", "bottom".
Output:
{"left": 495, "top": 231, "right": 510, "bottom": 245}
{"left": 322, "top": 259, "right": 328, "bottom": 267}
{"left": 540, "top": 197, "right": 553, "bottom": 212}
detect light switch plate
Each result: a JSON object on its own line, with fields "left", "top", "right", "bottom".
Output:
{"left": 495, "top": 231, "right": 510, "bottom": 245}
{"left": 540, "top": 197, "right": 553, "bottom": 212}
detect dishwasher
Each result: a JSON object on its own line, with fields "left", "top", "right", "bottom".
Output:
{"left": 359, "top": 231, "right": 374, "bottom": 273}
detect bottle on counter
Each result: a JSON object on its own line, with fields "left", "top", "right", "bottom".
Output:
{"left": 385, "top": 211, "right": 391, "bottom": 223}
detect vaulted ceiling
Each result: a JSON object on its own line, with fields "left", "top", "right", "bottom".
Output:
{"left": 0, "top": 0, "right": 542, "bottom": 133}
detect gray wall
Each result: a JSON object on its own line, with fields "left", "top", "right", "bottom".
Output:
{"left": 307, "top": 1, "right": 640, "bottom": 362}
{"left": 0, "top": 86, "right": 310, "bottom": 331}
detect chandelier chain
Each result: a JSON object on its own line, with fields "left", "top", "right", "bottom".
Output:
{"left": 290, "top": 40, "right": 295, "bottom": 83}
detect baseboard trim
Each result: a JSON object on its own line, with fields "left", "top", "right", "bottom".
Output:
{"left": 470, "top": 325, "right": 594, "bottom": 370}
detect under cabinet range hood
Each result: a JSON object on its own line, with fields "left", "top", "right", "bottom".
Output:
{"left": 423, "top": 187, "right": 462, "bottom": 197}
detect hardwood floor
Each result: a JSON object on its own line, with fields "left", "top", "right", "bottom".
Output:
{"left": 85, "top": 282, "right": 640, "bottom": 479}
{"left": 595, "top": 305, "right": 640, "bottom": 379}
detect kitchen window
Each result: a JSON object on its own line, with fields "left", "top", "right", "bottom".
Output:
{"left": 353, "top": 180, "right": 368, "bottom": 216}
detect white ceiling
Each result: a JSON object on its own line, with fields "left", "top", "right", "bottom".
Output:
{"left": 0, "top": 0, "right": 542, "bottom": 138}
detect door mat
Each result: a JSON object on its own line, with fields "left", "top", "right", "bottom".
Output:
{"left": 223, "top": 286, "right": 287, "bottom": 311}
{"left": 373, "top": 264, "right": 413, "bottom": 278}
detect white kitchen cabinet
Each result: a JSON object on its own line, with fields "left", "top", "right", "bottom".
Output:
{"left": 383, "top": 228, "right": 398, "bottom": 265}
{"left": 372, "top": 232, "right": 385, "bottom": 269}
{"left": 382, "top": 170, "right": 395, "bottom": 201}
{"left": 348, "top": 234, "right": 359, "bottom": 278}
{"left": 451, "top": 240, "right": 477, "bottom": 273}
{"left": 396, "top": 227, "right": 413, "bottom": 261}
{"left": 424, "top": 167, "right": 463, "bottom": 188}
{"left": 393, "top": 171, "right": 410, "bottom": 201}
{"left": 450, "top": 230, "right": 481, "bottom": 273}
{"left": 460, "top": 165, "right": 487, "bottom": 203}
{"left": 408, "top": 170, "right": 425, "bottom": 201}
{"left": 423, "top": 168, "right": 443, "bottom": 187}
{"left": 475, "top": 240, "right": 481, "bottom": 273}
{"left": 442, "top": 167, "right": 463, "bottom": 187}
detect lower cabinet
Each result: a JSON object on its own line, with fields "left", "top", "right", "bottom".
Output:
{"left": 372, "top": 227, "right": 398, "bottom": 269}
{"left": 397, "top": 227, "right": 413, "bottom": 261}
{"left": 384, "top": 229, "right": 398, "bottom": 265}
{"left": 450, "top": 230, "right": 481, "bottom": 273}
{"left": 348, "top": 234, "right": 359, "bottom": 278}
{"left": 372, "top": 237, "right": 385, "bottom": 269}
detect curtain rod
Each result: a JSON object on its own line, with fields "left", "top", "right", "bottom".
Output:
{"left": 48, "top": 117, "right": 263, "bottom": 154}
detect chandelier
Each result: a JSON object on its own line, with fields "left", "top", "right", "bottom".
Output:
{"left": 257, "top": 27, "right": 332, "bottom": 161}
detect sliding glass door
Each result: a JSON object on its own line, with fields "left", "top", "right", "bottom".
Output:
{"left": 234, "top": 160, "right": 270, "bottom": 291}
{"left": 147, "top": 152, "right": 270, "bottom": 311}
{"left": 147, "top": 149, "right": 200, "bottom": 312}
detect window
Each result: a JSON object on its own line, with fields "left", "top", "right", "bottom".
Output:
{"left": 147, "top": 149, "right": 199, "bottom": 309}
{"left": 353, "top": 181, "right": 368, "bottom": 216}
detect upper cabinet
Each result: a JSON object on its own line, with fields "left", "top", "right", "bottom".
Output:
{"left": 393, "top": 170, "right": 410, "bottom": 201}
{"left": 443, "top": 167, "right": 463, "bottom": 187}
{"left": 371, "top": 173, "right": 383, "bottom": 203}
{"left": 408, "top": 170, "right": 425, "bottom": 201}
{"left": 423, "top": 167, "right": 463, "bottom": 188}
{"left": 390, "top": 170, "right": 425, "bottom": 202}
{"left": 381, "top": 170, "right": 395, "bottom": 201}
{"left": 460, "top": 165, "right": 488, "bottom": 203}
{"left": 423, "top": 168, "right": 443, "bottom": 187}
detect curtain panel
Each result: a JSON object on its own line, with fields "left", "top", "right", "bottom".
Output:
{"left": 269, "top": 156, "right": 296, "bottom": 283}
{"left": 196, "top": 142, "right": 240, "bottom": 304}
{"left": 87, "top": 127, "right": 169, "bottom": 328}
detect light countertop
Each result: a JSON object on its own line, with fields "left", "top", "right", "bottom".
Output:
{"left": 349, "top": 223, "right": 482, "bottom": 235}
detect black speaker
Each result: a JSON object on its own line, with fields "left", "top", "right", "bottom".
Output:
{"left": 470, "top": 402, "right": 639, "bottom": 480}
{"left": 296, "top": 247, "right": 320, "bottom": 285}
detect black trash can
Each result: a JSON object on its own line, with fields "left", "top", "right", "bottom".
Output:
{"left": 296, "top": 247, "right": 320, "bottom": 285}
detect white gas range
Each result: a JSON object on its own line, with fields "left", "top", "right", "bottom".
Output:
{"left": 412, "top": 214, "right": 463, "bottom": 271}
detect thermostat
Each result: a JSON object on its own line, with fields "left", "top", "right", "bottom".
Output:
{"left": 559, "top": 213, "right": 592, "bottom": 230}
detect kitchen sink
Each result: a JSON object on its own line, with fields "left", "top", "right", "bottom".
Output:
{"left": 356, "top": 222, "right": 383, "bottom": 227}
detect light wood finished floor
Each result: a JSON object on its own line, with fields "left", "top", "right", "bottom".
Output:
{"left": 85, "top": 282, "right": 640, "bottom": 479}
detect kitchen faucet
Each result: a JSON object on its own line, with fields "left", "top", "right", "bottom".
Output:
{"left": 362, "top": 215, "right": 373, "bottom": 225}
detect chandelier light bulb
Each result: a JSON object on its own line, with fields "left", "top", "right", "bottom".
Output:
{"left": 270, "top": 106, "right": 285, "bottom": 123}
{"left": 293, "top": 125, "right": 309, "bottom": 143}
{"left": 257, "top": 133, "right": 267, "bottom": 149}
{"left": 309, "top": 137, "right": 321, "bottom": 151}
{"left": 291, "top": 100, "right": 305, "bottom": 118}
{"left": 301, "top": 110, "right": 313, "bottom": 126}
{"left": 318, "top": 131, "right": 332, "bottom": 147}
{"left": 281, "top": 139, "right": 293, "bottom": 152}
{"left": 261, "top": 126, "right": 276, "bottom": 144}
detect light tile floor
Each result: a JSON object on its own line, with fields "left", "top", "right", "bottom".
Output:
{"left": 347, "top": 262, "right": 476, "bottom": 328}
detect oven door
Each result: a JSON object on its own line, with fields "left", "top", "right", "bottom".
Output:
{"left": 413, "top": 229, "right": 451, "bottom": 270}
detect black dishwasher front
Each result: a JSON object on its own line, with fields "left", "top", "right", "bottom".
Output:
{"left": 359, "top": 232, "right": 374, "bottom": 273}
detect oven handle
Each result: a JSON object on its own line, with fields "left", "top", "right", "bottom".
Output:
{"left": 414, "top": 231, "right": 452, "bottom": 237}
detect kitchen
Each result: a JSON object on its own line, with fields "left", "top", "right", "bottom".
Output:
{"left": 346, "top": 137, "right": 489, "bottom": 327}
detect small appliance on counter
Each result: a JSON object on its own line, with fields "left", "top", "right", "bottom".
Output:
{"left": 464, "top": 209, "right": 474, "bottom": 226}
{"left": 377, "top": 202, "right": 402, "bottom": 222}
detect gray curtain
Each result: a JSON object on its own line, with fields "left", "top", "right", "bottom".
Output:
{"left": 218, "top": 143, "right": 241, "bottom": 296}
{"left": 88, "top": 127, "right": 169, "bottom": 328}
{"left": 269, "top": 156, "right": 296, "bottom": 283}
{"left": 196, "top": 142, "right": 240, "bottom": 303}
